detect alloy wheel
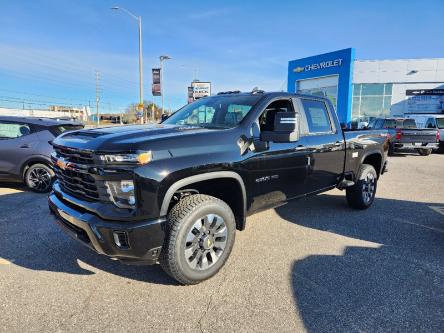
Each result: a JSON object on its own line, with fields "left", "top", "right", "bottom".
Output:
{"left": 184, "top": 214, "right": 228, "bottom": 271}
{"left": 362, "top": 172, "right": 376, "bottom": 204}
{"left": 28, "top": 167, "right": 52, "bottom": 192}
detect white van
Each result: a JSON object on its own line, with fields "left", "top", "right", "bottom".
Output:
{"left": 406, "top": 114, "right": 444, "bottom": 151}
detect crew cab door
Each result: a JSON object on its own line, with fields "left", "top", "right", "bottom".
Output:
{"left": 299, "top": 98, "right": 345, "bottom": 193}
{"left": 0, "top": 121, "right": 36, "bottom": 177}
{"left": 244, "top": 98, "right": 310, "bottom": 213}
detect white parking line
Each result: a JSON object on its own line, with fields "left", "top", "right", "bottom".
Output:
{"left": 394, "top": 218, "right": 444, "bottom": 234}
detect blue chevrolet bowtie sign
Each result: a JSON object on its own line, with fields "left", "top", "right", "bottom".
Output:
{"left": 288, "top": 48, "right": 355, "bottom": 125}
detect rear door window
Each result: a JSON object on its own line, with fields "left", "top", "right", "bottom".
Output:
{"left": 301, "top": 99, "right": 333, "bottom": 134}
{"left": 0, "top": 122, "right": 31, "bottom": 139}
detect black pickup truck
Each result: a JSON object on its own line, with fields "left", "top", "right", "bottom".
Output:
{"left": 48, "top": 91, "right": 388, "bottom": 284}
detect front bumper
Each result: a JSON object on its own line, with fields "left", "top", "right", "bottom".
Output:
{"left": 48, "top": 191, "right": 167, "bottom": 265}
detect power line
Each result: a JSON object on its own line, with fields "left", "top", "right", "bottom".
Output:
{"left": 0, "top": 88, "right": 92, "bottom": 104}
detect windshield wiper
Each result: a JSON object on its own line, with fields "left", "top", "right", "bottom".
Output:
{"left": 199, "top": 124, "right": 231, "bottom": 129}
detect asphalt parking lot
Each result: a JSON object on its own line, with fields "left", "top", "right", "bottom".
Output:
{"left": 1, "top": 153, "right": 443, "bottom": 333}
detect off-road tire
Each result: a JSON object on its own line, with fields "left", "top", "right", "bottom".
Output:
{"left": 160, "top": 194, "right": 236, "bottom": 285}
{"left": 24, "top": 163, "right": 54, "bottom": 193}
{"left": 346, "top": 164, "right": 377, "bottom": 210}
{"left": 417, "top": 148, "right": 432, "bottom": 156}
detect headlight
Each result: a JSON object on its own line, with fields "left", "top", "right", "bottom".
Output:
{"left": 99, "top": 151, "right": 152, "bottom": 164}
{"left": 105, "top": 180, "right": 136, "bottom": 209}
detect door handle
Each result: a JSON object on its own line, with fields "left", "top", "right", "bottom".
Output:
{"left": 20, "top": 144, "right": 30, "bottom": 148}
{"left": 295, "top": 145, "right": 306, "bottom": 151}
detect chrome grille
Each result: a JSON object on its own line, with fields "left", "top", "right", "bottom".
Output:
{"left": 54, "top": 145, "right": 94, "bottom": 165}
{"left": 52, "top": 145, "right": 107, "bottom": 202}
{"left": 55, "top": 168, "right": 101, "bottom": 201}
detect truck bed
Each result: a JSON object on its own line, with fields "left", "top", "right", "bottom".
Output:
{"left": 393, "top": 128, "right": 438, "bottom": 145}
{"left": 343, "top": 129, "right": 389, "bottom": 177}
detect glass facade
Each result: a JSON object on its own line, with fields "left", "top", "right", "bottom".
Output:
{"left": 351, "top": 83, "right": 393, "bottom": 128}
{"left": 298, "top": 85, "right": 338, "bottom": 111}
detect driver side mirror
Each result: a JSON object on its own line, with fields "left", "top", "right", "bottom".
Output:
{"left": 160, "top": 113, "right": 169, "bottom": 123}
{"left": 260, "top": 112, "right": 300, "bottom": 143}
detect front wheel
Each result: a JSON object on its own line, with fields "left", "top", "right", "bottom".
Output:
{"left": 346, "top": 164, "right": 377, "bottom": 210}
{"left": 160, "top": 194, "right": 236, "bottom": 285}
{"left": 417, "top": 148, "right": 432, "bottom": 156}
{"left": 24, "top": 163, "right": 54, "bottom": 193}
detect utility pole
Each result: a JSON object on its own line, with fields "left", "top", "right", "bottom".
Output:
{"left": 95, "top": 71, "right": 100, "bottom": 127}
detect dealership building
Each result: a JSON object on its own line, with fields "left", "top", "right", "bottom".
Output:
{"left": 287, "top": 48, "right": 444, "bottom": 127}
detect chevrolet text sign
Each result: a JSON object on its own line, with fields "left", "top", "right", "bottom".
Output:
{"left": 288, "top": 48, "right": 355, "bottom": 125}
{"left": 293, "top": 59, "right": 343, "bottom": 73}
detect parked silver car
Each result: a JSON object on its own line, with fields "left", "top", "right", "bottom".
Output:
{"left": 0, "top": 116, "right": 83, "bottom": 192}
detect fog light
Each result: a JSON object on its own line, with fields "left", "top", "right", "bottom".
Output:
{"left": 113, "top": 231, "right": 130, "bottom": 249}
{"left": 105, "top": 180, "right": 136, "bottom": 209}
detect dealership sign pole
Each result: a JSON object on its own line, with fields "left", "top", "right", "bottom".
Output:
{"left": 152, "top": 68, "right": 161, "bottom": 121}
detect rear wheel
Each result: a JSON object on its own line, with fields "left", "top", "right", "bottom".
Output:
{"left": 388, "top": 144, "right": 395, "bottom": 156}
{"left": 24, "top": 163, "right": 54, "bottom": 193}
{"left": 160, "top": 194, "right": 236, "bottom": 285}
{"left": 417, "top": 148, "right": 432, "bottom": 156}
{"left": 346, "top": 164, "right": 377, "bottom": 210}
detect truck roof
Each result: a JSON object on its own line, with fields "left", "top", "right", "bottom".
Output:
{"left": 213, "top": 91, "right": 325, "bottom": 100}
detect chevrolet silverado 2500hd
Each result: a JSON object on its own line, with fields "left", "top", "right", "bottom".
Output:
{"left": 48, "top": 91, "right": 388, "bottom": 284}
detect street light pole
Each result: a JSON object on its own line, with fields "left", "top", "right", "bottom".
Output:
{"left": 137, "top": 15, "right": 144, "bottom": 123}
{"left": 159, "top": 55, "right": 171, "bottom": 115}
{"left": 111, "top": 6, "right": 144, "bottom": 122}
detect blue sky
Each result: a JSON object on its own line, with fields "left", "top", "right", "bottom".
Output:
{"left": 0, "top": 0, "right": 443, "bottom": 113}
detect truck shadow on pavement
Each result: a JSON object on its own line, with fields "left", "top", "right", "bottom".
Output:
{"left": 0, "top": 190, "right": 178, "bottom": 286}
{"left": 275, "top": 194, "right": 444, "bottom": 332}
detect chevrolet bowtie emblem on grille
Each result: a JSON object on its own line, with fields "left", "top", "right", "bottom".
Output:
{"left": 56, "top": 157, "right": 68, "bottom": 170}
{"left": 293, "top": 66, "right": 305, "bottom": 73}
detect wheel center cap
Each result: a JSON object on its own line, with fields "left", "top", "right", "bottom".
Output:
{"left": 201, "top": 235, "right": 214, "bottom": 250}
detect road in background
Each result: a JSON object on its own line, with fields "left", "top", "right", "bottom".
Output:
{"left": 1, "top": 154, "right": 443, "bottom": 332}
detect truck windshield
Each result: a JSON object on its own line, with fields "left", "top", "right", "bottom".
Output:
{"left": 163, "top": 95, "right": 261, "bottom": 129}
{"left": 436, "top": 118, "right": 444, "bottom": 129}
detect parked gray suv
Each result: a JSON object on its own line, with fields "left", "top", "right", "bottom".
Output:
{"left": 0, "top": 116, "right": 83, "bottom": 192}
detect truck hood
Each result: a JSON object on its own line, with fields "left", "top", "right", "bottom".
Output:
{"left": 53, "top": 124, "right": 227, "bottom": 152}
